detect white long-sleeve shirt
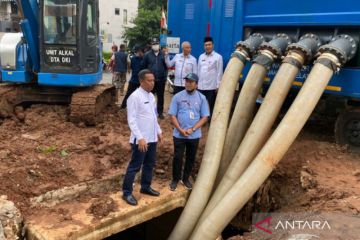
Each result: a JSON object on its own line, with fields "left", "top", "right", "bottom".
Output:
{"left": 165, "top": 53, "right": 197, "bottom": 87}
{"left": 197, "top": 51, "right": 223, "bottom": 90}
{"left": 127, "top": 87, "right": 162, "bottom": 144}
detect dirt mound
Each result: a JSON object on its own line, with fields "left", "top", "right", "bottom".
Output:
{"left": 0, "top": 104, "right": 133, "bottom": 216}
{"left": 87, "top": 196, "right": 118, "bottom": 218}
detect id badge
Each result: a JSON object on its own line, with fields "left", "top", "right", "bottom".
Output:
{"left": 189, "top": 111, "right": 195, "bottom": 119}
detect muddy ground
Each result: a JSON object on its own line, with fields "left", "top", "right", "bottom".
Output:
{"left": 0, "top": 91, "right": 359, "bottom": 239}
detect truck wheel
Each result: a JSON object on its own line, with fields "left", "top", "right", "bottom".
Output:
{"left": 335, "top": 111, "right": 360, "bottom": 146}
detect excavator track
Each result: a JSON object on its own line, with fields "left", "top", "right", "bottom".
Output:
{"left": 69, "top": 84, "right": 116, "bottom": 125}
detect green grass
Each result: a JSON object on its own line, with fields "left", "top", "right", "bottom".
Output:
{"left": 103, "top": 52, "right": 112, "bottom": 63}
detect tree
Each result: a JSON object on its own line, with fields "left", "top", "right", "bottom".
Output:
{"left": 123, "top": 0, "right": 167, "bottom": 49}
{"left": 138, "top": 0, "right": 167, "bottom": 11}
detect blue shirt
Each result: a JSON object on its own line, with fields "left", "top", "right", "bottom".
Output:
{"left": 113, "top": 50, "right": 128, "bottom": 73}
{"left": 168, "top": 90, "right": 210, "bottom": 139}
{"left": 129, "top": 55, "right": 143, "bottom": 84}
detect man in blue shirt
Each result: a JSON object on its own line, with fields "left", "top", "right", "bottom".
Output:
{"left": 141, "top": 37, "right": 168, "bottom": 119}
{"left": 168, "top": 73, "right": 209, "bottom": 190}
{"left": 120, "top": 45, "right": 144, "bottom": 109}
{"left": 111, "top": 44, "right": 128, "bottom": 98}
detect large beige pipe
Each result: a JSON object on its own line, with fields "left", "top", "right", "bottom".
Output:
{"left": 190, "top": 53, "right": 341, "bottom": 239}
{"left": 168, "top": 52, "right": 246, "bottom": 240}
{"left": 199, "top": 51, "right": 305, "bottom": 224}
{"left": 216, "top": 34, "right": 292, "bottom": 184}
{"left": 216, "top": 62, "right": 268, "bottom": 183}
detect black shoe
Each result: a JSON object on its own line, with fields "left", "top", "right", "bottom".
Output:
{"left": 181, "top": 179, "right": 192, "bottom": 190}
{"left": 169, "top": 180, "right": 178, "bottom": 191}
{"left": 158, "top": 114, "right": 165, "bottom": 119}
{"left": 140, "top": 187, "right": 160, "bottom": 196}
{"left": 122, "top": 194, "right": 138, "bottom": 206}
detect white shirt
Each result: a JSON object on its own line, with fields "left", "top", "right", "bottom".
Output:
{"left": 198, "top": 51, "right": 223, "bottom": 90}
{"left": 127, "top": 87, "right": 162, "bottom": 144}
{"left": 165, "top": 53, "right": 197, "bottom": 87}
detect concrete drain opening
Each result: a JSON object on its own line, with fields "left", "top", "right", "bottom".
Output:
{"left": 106, "top": 208, "right": 182, "bottom": 240}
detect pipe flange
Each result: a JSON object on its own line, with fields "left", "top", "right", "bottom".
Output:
{"left": 258, "top": 42, "right": 281, "bottom": 58}
{"left": 331, "top": 34, "right": 357, "bottom": 60}
{"left": 318, "top": 34, "right": 358, "bottom": 65}
{"left": 258, "top": 33, "right": 292, "bottom": 59}
{"left": 231, "top": 50, "right": 248, "bottom": 63}
{"left": 287, "top": 44, "right": 311, "bottom": 61}
{"left": 275, "top": 33, "right": 292, "bottom": 45}
{"left": 236, "top": 33, "right": 265, "bottom": 57}
{"left": 287, "top": 33, "right": 321, "bottom": 64}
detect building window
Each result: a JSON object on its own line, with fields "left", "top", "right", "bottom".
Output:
{"left": 123, "top": 9, "right": 127, "bottom": 24}
{"left": 115, "top": 8, "right": 120, "bottom": 15}
{"left": 107, "top": 34, "right": 112, "bottom": 43}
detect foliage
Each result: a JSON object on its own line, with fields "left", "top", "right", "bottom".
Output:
{"left": 36, "top": 146, "right": 56, "bottom": 154}
{"left": 139, "top": 0, "right": 167, "bottom": 10}
{"left": 60, "top": 149, "right": 69, "bottom": 157}
{"left": 123, "top": 0, "right": 168, "bottom": 49}
{"left": 103, "top": 51, "right": 112, "bottom": 63}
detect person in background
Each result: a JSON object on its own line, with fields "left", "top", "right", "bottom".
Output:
{"left": 110, "top": 44, "right": 128, "bottom": 98}
{"left": 122, "top": 69, "right": 163, "bottom": 206}
{"left": 120, "top": 45, "right": 144, "bottom": 109}
{"left": 107, "top": 44, "right": 118, "bottom": 71}
{"left": 197, "top": 36, "right": 223, "bottom": 116}
{"left": 164, "top": 41, "right": 197, "bottom": 94}
{"left": 168, "top": 73, "right": 209, "bottom": 191}
{"left": 141, "top": 37, "right": 168, "bottom": 119}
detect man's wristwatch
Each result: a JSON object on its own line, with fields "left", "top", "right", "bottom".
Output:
{"left": 192, "top": 127, "right": 197, "bottom": 132}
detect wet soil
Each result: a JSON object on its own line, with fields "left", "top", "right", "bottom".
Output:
{"left": 0, "top": 91, "right": 359, "bottom": 239}
{"left": 228, "top": 119, "right": 360, "bottom": 239}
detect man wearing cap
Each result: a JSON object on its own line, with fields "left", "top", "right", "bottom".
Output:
{"left": 164, "top": 41, "right": 198, "bottom": 94}
{"left": 168, "top": 73, "right": 209, "bottom": 190}
{"left": 197, "top": 36, "right": 223, "bottom": 116}
{"left": 141, "top": 37, "right": 168, "bottom": 119}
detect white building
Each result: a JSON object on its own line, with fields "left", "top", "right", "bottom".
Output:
{"left": 99, "top": 0, "right": 138, "bottom": 52}
{"left": 0, "top": 1, "right": 20, "bottom": 32}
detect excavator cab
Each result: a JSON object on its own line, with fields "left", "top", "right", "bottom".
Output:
{"left": 0, "top": 0, "right": 115, "bottom": 125}
{"left": 38, "top": 0, "right": 101, "bottom": 86}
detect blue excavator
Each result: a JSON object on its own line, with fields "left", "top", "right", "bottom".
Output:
{"left": 0, "top": 0, "right": 116, "bottom": 125}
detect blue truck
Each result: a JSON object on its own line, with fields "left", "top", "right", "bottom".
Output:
{"left": 167, "top": 0, "right": 360, "bottom": 147}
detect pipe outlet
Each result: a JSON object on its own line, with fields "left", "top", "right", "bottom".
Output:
{"left": 258, "top": 33, "right": 292, "bottom": 60}
{"left": 318, "top": 34, "right": 358, "bottom": 66}
{"left": 287, "top": 33, "right": 322, "bottom": 64}
{"left": 236, "top": 33, "right": 265, "bottom": 58}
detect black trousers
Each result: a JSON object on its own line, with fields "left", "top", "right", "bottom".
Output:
{"left": 172, "top": 137, "right": 200, "bottom": 182}
{"left": 173, "top": 86, "right": 185, "bottom": 95}
{"left": 152, "top": 81, "right": 166, "bottom": 115}
{"left": 123, "top": 142, "right": 157, "bottom": 196}
{"left": 198, "top": 89, "right": 216, "bottom": 116}
{"left": 121, "top": 82, "right": 140, "bottom": 108}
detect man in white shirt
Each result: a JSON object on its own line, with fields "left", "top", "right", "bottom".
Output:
{"left": 197, "top": 36, "right": 223, "bottom": 116}
{"left": 122, "top": 69, "right": 163, "bottom": 206}
{"left": 165, "top": 41, "right": 198, "bottom": 94}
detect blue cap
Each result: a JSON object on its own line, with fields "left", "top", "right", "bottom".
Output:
{"left": 184, "top": 73, "right": 199, "bottom": 82}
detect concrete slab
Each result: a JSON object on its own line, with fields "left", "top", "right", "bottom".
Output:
{"left": 26, "top": 186, "right": 189, "bottom": 240}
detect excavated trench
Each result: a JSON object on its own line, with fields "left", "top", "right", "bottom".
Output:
{"left": 0, "top": 91, "right": 359, "bottom": 240}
